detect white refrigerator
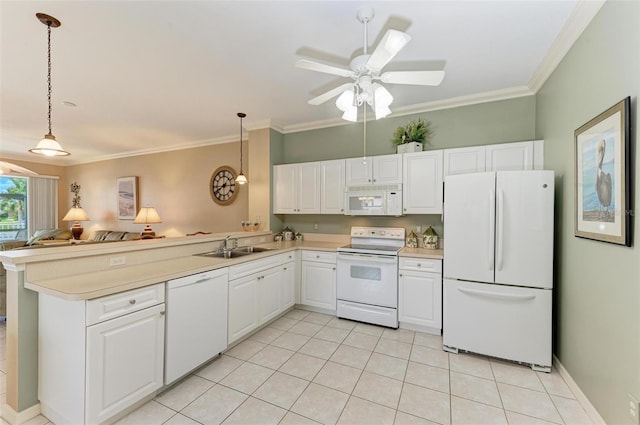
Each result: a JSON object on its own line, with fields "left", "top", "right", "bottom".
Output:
{"left": 443, "top": 170, "right": 554, "bottom": 371}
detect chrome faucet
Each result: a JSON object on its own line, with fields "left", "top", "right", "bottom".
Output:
{"left": 221, "top": 235, "right": 238, "bottom": 252}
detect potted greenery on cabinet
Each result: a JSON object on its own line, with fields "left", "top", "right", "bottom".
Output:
{"left": 392, "top": 118, "right": 433, "bottom": 153}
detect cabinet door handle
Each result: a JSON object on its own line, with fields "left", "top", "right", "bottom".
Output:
{"left": 332, "top": 267, "right": 336, "bottom": 271}
{"left": 283, "top": 267, "right": 288, "bottom": 271}
{"left": 129, "top": 299, "right": 136, "bottom": 305}
{"left": 417, "top": 263, "right": 422, "bottom": 267}
{"left": 399, "top": 273, "right": 403, "bottom": 277}
{"left": 160, "top": 310, "right": 166, "bottom": 315}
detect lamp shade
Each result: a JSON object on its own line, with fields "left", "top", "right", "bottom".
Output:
{"left": 62, "top": 207, "right": 90, "bottom": 222}
{"left": 29, "top": 134, "right": 70, "bottom": 157}
{"left": 235, "top": 173, "right": 248, "bottom": 185}
{"left": 134, "top": 207, "right": 162, "bottom": 224}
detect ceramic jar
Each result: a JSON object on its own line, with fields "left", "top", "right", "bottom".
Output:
{"left": 423, "top": 225, "right": 439, "bottom": 249}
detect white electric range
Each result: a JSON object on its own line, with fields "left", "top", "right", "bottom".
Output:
{"left": 336, "top": 226, "right": 405, "bottom": 328}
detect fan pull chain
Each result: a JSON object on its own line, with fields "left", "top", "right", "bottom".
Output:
{"left": 363, "top": 106, "right": 367, "bottom": 164}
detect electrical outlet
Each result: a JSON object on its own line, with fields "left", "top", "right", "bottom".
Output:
{"left": 314, "top": 223, "right": 318, "bottom": 231}
{"left": 416, "top": 225, "right": 422, "bottom": 233}
{"left": 109, "top": 256, "right": 126, "bottom": 267}
{"left": 630, "top": 394, "right": 639, "bottom": 424}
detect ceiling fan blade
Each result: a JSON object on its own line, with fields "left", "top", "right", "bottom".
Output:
{"left": 308, "top": 83, "right": 354, "bottom": 105}
{"left": 367, "top": 29, "right": 411, "bottom": 71}
{"left": 296, "top": 59, "right": 354, "bottom": 78}
{"left": 380, "top": 70, "right": 445, "bottom": 86}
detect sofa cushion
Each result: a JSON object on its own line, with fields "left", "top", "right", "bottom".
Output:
{"left": 88, "top": 230, "right": 140, "bottom": 242}
{"left": 25, "top": 229, "right": 72, "bottom": 246}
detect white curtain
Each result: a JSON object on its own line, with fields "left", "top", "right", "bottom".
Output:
{"left": 27, "top": 176, "right": 59, "bottom": 235}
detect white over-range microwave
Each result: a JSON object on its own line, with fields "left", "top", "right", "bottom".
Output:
{"left": 344, "top": 184, "right": 403, "bottom": 216}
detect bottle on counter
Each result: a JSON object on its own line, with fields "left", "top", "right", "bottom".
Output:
{"left": 423, "top": 225, "right": 439, "bottom": 249}
{"left": 406, "top": 230, "right": 418, "bottom": 248}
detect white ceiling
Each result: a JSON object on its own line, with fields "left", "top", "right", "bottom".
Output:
{"left": 0, "top": 1, "right": 601, "bottom": 166}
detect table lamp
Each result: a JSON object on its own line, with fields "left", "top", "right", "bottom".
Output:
{"left": 62, "top": 207, "right": 90, "bottom": 240}
{"left": 134, "top": 207, "right": 162, "bottom": 238}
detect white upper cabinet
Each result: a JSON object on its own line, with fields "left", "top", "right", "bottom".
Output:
{"left": 345, "top": 154, "right": 402, "bottom": 186}
{"left": 403, "top": 150, "right": 443, "bottom": 214}
{"left": 321, "top": 159, "right": 345, "bottom": 214}
{"left": 444, "top": 140, "right": 543, "bottom": 177}
{"left": 485, "top": 140, "right": 538, "bottom": 171}
{"left": 273, "top": 162, "right": 321, "bottom": 214}
{"left": 443, "top": 146, "right": 486, "bottom": 176}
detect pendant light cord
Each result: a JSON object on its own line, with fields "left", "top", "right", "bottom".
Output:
{"left": 239, "top": 114, "right": 243, "bottom": 173}
{"left": 46, "top": 21, "right": 53, "bottom": 135}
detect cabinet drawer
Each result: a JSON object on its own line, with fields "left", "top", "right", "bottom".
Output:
{"left": 86, "top": 283, "right": 165, "bottom": 326}
{"left": 301, "top": 250, "right": 336, "bottom": 263}
{"left": 228, "top": 255, "right": 281, "bottom": 280}
{"left": 280, "top": 251, "right": 296, "bottom": 264}
{"left": 399, "top": 257, "right": 442, "bottom": 273}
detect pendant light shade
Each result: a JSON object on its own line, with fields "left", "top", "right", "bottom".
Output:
{"left": 235, "top": 112, "right": 247, "bottom": 185}
{"left": 29, "top": 13, "right": 70, "bottom": 157}
{"left": 30, "top": 134, "right": 69, "bottom": 156}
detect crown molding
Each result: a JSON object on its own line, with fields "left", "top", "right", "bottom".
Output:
{"left": 528, "top": 0, "right": 605, "bottom": 92}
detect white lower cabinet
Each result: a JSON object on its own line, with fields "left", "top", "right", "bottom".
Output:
{"left": 39, "top": 283, "right": 165, "bottom": 425}
{"left": 398, "top": 257, "right": 442, "bottom": 334}
{"left": 227, "top": 253, "right": 296, "bottom": 345}
{"left": 281, "top": 251, "right": 297, "bottom": 309}
{"left": 300, "top": 250, "right": 336, "bottom": 311}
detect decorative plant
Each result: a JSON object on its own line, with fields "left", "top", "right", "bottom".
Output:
{"left": 391, "top": 118, "right": 433, "bottom": 146}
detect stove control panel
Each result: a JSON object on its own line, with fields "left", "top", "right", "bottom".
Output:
{"left": 350, "top": 227, "right": 405, "bottom": 241}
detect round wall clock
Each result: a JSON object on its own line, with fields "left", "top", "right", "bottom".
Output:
{"left": 210, "top": 166, "right": 238, "bottom": 205}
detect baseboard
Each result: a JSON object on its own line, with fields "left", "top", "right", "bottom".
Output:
{"left": 1, "top": 402, "right": 41, "bottom": 425}
{"left": 553, "top": 355, "right": 606, "bottom": 425}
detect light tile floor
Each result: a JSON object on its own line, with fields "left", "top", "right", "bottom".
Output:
{"left": 0, "top": 312, "right": 596, "bottom": 425}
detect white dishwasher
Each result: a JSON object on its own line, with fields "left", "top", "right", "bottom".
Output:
{"left": 165, "top": 268, "right": 228, "bottom": 385}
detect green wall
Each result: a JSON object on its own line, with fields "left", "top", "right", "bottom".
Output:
{"left": 276, "top": 96, "right": 536, "bottom": 235}
{"left": 535, "top": 1, "right": 640, "bottom": 424}
{"left": 283, "top": 96, "right": 536, "bottom": 163}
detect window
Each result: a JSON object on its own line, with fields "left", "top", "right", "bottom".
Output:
{"left": 0, "top": 176, "right": 27, "bottom": 240}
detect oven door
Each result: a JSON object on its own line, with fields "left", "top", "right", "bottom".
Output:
{"left": 336, "top": 252, "right": 398, "bottom": 308}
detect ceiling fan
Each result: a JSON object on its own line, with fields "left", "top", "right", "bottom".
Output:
{"left": 296, "top": 7, "right": 445, "bottom": 122}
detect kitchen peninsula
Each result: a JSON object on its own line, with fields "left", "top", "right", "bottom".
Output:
{"left": 2, "top": 231, "right": 443, "bottom": 424}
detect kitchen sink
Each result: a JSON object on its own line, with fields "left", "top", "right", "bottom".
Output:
{"left": 232, "top": 246, "right": 272, "bottom": 254}
{"left": 195, "top": 246, "right": 273, "bottom": 259}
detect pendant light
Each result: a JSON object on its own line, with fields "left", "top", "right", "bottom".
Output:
{"left": 29, "top": 13, "right": 70, "bottom": 157}
{"left": 235, "top": 112, "right": 248, "bottom": 185}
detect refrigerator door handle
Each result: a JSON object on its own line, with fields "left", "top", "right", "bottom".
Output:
{"left": 496, "top": 189, "right": 504, "bottom": 271}
{"left": 489, "top": 190, "right": 495, "bottom": 271}
{"left": 458, "top": 287, "right": 536, "bottom": 302}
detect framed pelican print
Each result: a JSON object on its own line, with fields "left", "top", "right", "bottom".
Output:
{"left": 574, "top": 97, "right": 631, "bottom": 246}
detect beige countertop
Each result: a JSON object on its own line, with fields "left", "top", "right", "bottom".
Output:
{"left": 19, "top": 238, "right": 442, "bottom": 302}
{"left": 399, "top": 247, "right": 444, "bottom": 259}
{"left": 22, "top": 240, "right": 342, "bottom": 301}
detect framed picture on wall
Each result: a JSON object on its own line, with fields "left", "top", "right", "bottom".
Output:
{"left": 574, "top": 97, "right": 631, "bottom": 246}
{"left": 117, "top": 176, "right": 138, "bottom": 220}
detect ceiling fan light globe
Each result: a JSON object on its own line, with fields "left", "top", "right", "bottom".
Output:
{"left": 375, "top": 105, "right": 392, "bottom": 120}
{"left": 342, "top": 107, "right": 358, "bottom": 122}
{"left": 374, "top": 84, "right": 393, "bottom": 107}
{"left": 336, "top": 89, "right": 355, "bottom": 111}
